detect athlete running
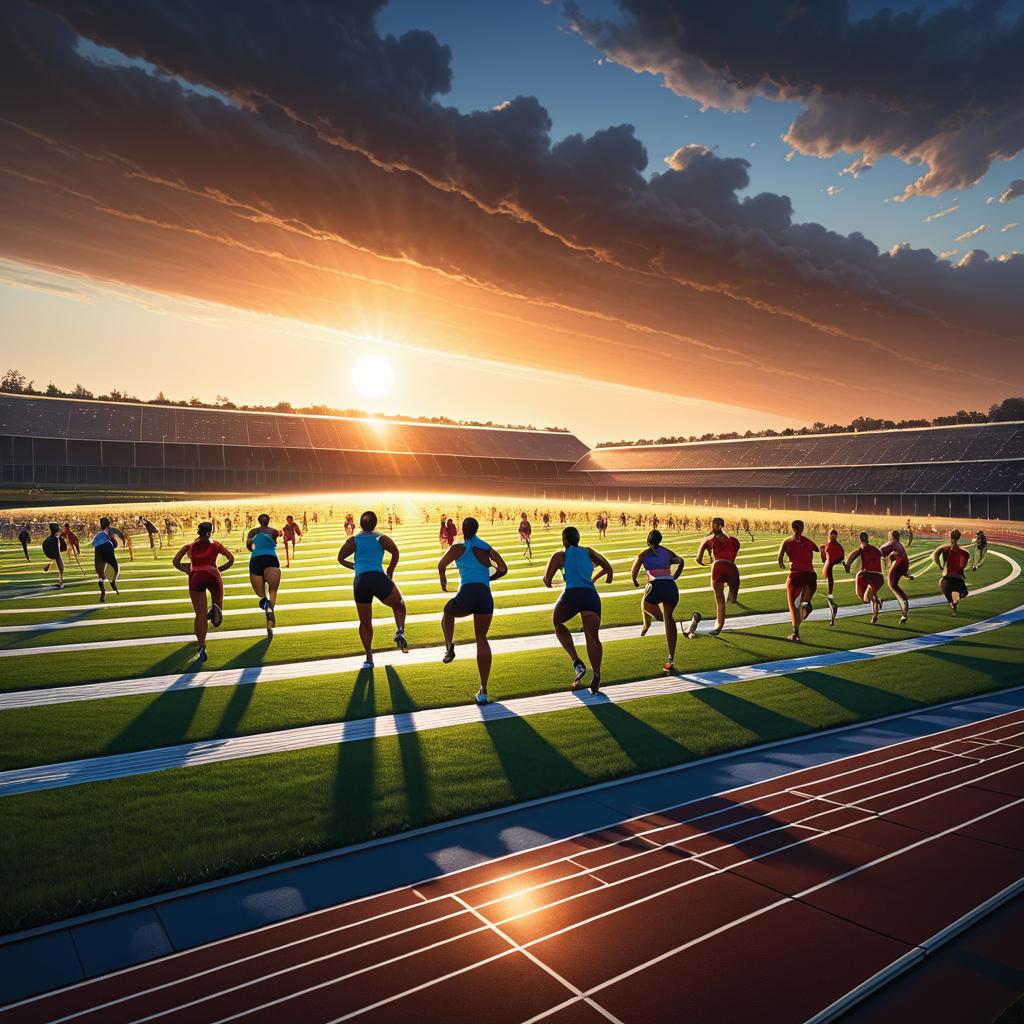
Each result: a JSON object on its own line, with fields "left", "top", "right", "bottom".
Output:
{"left": 344, "top": 513, "right": 356, "bottom": 538}
{"left": 246, "top": 514, "right": 281, "bottom": 634}
{"left": 631, "top": 529, "right": 683, "bottom": 671}
{"left": 880, "top": 529, "right": 913, "bottom": 624}
{"left": 846, "top": 533, "right": 885, "bottom": 624}
{"left": 819, "top": 529, "right": 846, "bottom": 625}
{"left": 518, "top": 512, "right": 533, "bottom": 563}
{"left": 544, "top": 527, "right": 614, "bottom": 694}
{"left": 172, "top": 522, "right": 234, "bottom": 661}
{"left": 777, "top": 520, "right": 818, "bottom": 642}
{"left": 281, "top": 515, "right": 302, "bottom": 567}
{"left": 41, "top": 523, "right": 67, "bottom": 588}
{"left": 445, "top": 518, "right": 458, "bottom": 549}
{"left": 933, "top": 529, "right": 971, "bottom": 614}
{"left": 438, "top": 517, "right": 507, "bottom": 704}
{"left": 337, "top": 511, "right": 408, "bottom": 669}
{"left": 17, "top": 526, "right": 30, "bottom": 561}
{"left": 61, "top": 522, "right": 80, "bottom": 558}
{"left": 694, "top": 516, "right": 741, "bottom": 636}
{"left": 139, "top": 516, "right": 161, "bottom": 555}
{"left": 973, "top": 529, "right": 988, "bottom": 571}
{"left": 91, "top": 517, "right": 125, "bottom": 602}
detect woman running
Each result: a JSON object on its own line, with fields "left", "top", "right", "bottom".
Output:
{"left": 694, "top": 516, "right": 741, "bottom": 636}
{"left": 819, "top": 529, "right": 846, "bottom": 625}
{"left": 518, "top": 512, "right": 533, "bottom": 563}
{"left": 41, "top": 523, "right": 67, "bottom": 589}
{"left": 881, "top": 529, "right": 913, "bottom": 624}
{"left": 631, "top": 529, "right": 684, "bottom": 671}
{"left": 544, "top": 527, "right": 614, "bottom": 694}
{"left": 246, "top": 513, "right": 281, "bottom": 634}
{"left": 846, "top": 533, "right": 885, "bottom": 624}
{"left": 91, "top": 517, "right": 125, "bottom": 602}
{"left": 777, "top": 520, "right": 818, "bottom": 642}
{"left": 61, "top": 522, "right": 80, "bottom": 558}
{"left": 281, "top": 515, "right": 302, "bottom": 567}
{"left": 933, "top": 529, "right": 971, "bottom": 614}
{"left": 173, "top": 522, "right": 234, "bottom": 661}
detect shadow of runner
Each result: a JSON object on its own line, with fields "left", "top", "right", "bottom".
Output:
{"left": 688, "top": 683, "right": 806, "bottom": 745}
{"left": 585, "top": 700, "right": 696, "bottom": 772}
{"left": 214, "top": 637, "right": 271, "bottom": 736}
{"left": 792, "top": 668, "right": 922, "bottom": 719}
{"left": 328, "top": 666, "right": 377, "bottom": 842}
{"left": 0, "top": 608, "right": 101, "bottom": 650}
{"left": 105, "top": 685, "right": 204, "bottom": 755}
{"left": 385, "top": 666, "right": 431, "bottom": 821}
{"left": 482, "top": 714, "right": 590, "bottom": 803}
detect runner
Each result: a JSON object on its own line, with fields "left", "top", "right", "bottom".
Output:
{"left": 518, "top": 512, "right": 533, "bottom": 563}
{"left": 631, "top": 529, "right": 683, "bottom": 671}
{"left": 819, "top": 529, "right": 846, "bottom": 625}
{"left": 438, "top": 517, "right": 507, "bottom": 704}
{"left": 337, "top": 511, "right": 408, "bottom": 670}
{"left": 438, "top": 516, "right": 450, "bottom": 551}
{"left": 933, "top": 529, "right": 971, "bottom": 614}
{"left": 281, "top": 515, "right": 302, "bottom": 567}
{"left": 41, "top": 523, "right": 67, "bottom": 589}
{"left": 881, "top": 529, "right": 914, "bottom": 624}
{"left": 172, "top": 522, "right": 234, "bottom": 661}
{"left": 777, "top": 520, "right": 818, "bottom": 642}
{"left": 246, "top": 513, "right": 281, "bottom": 634}
{"left": 445, "top": 517, "right": 458, "bottom": 549}
{"left": 973, "top": 529, "right": 988, "bottom": 571}
{"left": 344, "top": 513, "right": 356, "bottom": 538}
{"left": 61, "top": 522, "right": 80, "bottom": 558}
{"left": 845, "top": 533, "right": 885, "bottom": 624}
{"left": 17, "top": 525, "right": 30, "bottom": 561}
{"left": 139, "top": 516, "right": 161, "bottom": 555}
{"left": 542, "top": 511, "right": 551, "bottom": 532}
{"left": 693, "top": 516, "right": 741, "bottom": 636}
{"left": 544, "top": 526, "right": 614, "bottom": 694}
{"left": 90, "top": 517, "right": 125, "bottom": 602}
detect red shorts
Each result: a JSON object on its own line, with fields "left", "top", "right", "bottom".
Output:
{"left": 888, "top": 559, "right": 910, "bottom": 586}
{"left": 787, "top": 571, "right": 817, "bottom": 600}
{"left": 822, "top": 560, "right": 840, "bottom": 586}
{"left": 711, "top": 560, "right": 740, "bottom": 590}
{"left": 189, "top": 567, "right": 224, "bottom": 607}
{"left": 856, "top": 571, "right": 884, "bottom": 601}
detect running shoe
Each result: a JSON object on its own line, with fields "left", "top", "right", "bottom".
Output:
{"left": 589, "top": 673, "right": 601, "bottom": 696}
{"left": 800, "top": 601, "right": 812, "bottom": 622}
{"left": 109, "top": 580, "right": 119, "bottom": 594}
{"left": 442, "top": 644, "right": 456, "bottom": 664}
{"left": 195, "top": 646, "right": 208, "bottom": 662}
{"left": 210, "top": 604, "right": 223, "bottom": 628}
{"left": 827, "top": 595, "right": 838, "bottom": 626}
{"left": 360, "top": 659, "right": 374, "bottom": 670}
{"left": 475, "top": 691, "right": 489, "bottom": 705}
{"left": 899, "top": 614, "right": 908, "bottom": 624}
{"left": 394, "top": 629, "right": 409, "bottom": 653}
{"left": 708, "top": 627, "right": 721, "bottom": 637}
{"left": 573, "top": 659, "right": 587, "bottom": 684}
{"left": 871, "top": 600, "right": 879, "bottom": 625}
{"left": 906, "top": 574, "right": 915, "bottom": 581}
{"left": 789, "top": 632, "right": 801, "bottom": 642}
{"left": 258, "top": 596, "right": 270, "bottom": 612}
{"left": 265, "top": 605, "right": 276, "bottom": 628}
{"left": 685, "top": 611, "right": 702, "bottom": 638}
{"left": 664, "top": 659, "right": 674, "bottom": 673}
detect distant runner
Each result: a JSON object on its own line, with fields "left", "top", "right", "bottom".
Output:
{"left": 973, "top": 529, "right": 988, "bottom": 571}
{"left": 631, "top": 529, "right": 683, "bottom": 672}
{"left": 61, "top": 522, "right": 80, "bottom": 558}
{"left": 139, "top": 516, "right": 161, "bottom": 555}
{"left": 337, "top": 511, "right": 408, "bottom": 670}
{"left": 777, "top": 520, "right": 818, "bottom": 642}
{"left": 693, "top": 516, "right": 741, "bottom": 637}
{"left": 544, "top": 527, "right": 614, "bottom": 694}
{"left": 819, "top": 529, "right": 846, "bottom": 626}
{"left": 518, "top": 512, "right": 533, "bottom": 563}
{"left": 281, "top": 515, "right": 302, "bottom": 567}
{"left": 172, "top": 522, "right": 234, "bottom": 661}
{"left": 246, "top": 513, "right": 281, "bottom": 634}
{"left": 17, "top": 526, "right": 32, "bottom": 561}
{"left": 41, "top": 523, "right": 67, "bottom": 589}
{"left": 846, "top": 533, "right": 885, "bottom": 624}
{"left": 438, "top": 517, "right": 507, "bottom": 704}
{"left": 881, "top": 529, "right": 913, "bottom": 624}
{"left": 91, "top": 517, "right": 126, "bottom": 602}
{"left": 933, "top": 529, "right": 971, "bottom": 615}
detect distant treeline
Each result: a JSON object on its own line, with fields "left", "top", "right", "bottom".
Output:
{"left": 0, "top": 370, "right": 569, "bottom": 434}
{"left": 597, "top": 396, "right": 1024, "bottom": 448}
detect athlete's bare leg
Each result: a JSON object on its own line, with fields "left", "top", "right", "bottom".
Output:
{"left": 580, "top": 610, "right": 603, "bottom": 689}
{"left": 189, "top": 588, "right": 209, "bottom": 650}
{"left": 712, "top": 579, "right": 726, "bottom": 632}
{"left": 662, "top": 604, "right": 677, "bottom": 665}
{"left": 473, "top": 613, "right": 492, "bottom": 693}
{"left": 355, "top": 602, "right": 374, "bottom": 663}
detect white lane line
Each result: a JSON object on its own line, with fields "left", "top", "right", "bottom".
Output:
{"left": 3, "top": 604, "right": 1021, "bottom": 795}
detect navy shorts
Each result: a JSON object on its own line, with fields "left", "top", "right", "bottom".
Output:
{"left": 445, "top": 583, "right": 494, "bottom": 616}
{"left": 354, "top": 571, "right": 395, "bottom": 604}
{"left": 93, "top": 541, "right": 117, "bottom": 570}
{"left": 555, "top": 587, "right": 602, "bottom": 621}
{"left": 644, "top": 579, "right": 679, "bottom": 609}
{"left": 249, "top": 554, "right": 280, "bottom": 575}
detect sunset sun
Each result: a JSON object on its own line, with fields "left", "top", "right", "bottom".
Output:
{"left": 351, "top": 353, "right": 395, "bottom": 400}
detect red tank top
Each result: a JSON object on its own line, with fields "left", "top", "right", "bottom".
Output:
{"left": 858, "top": 545, "right": 883, "bottom": 574}
{"left": 783, "top": 535, "right": 817, "bottom": 573}
{"left": 942, "top": 546, "right": 970, "bottom": 576}
{"left": 709, "top": 534, "right": 740, "bottom": 561}
{"left": 189, "top": 539, "right": 229, "bottom": 569}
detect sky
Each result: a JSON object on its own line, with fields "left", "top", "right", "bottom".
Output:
{"left": 1, "top": 0, "right": 1023, "bottom": 444}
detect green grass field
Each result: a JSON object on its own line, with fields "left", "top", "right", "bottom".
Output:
{"left": 0, "top": 501, "right": 1020, "bottom": 933}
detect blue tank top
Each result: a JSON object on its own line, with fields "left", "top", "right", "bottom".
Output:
{"left": 456, "top": 535, "right": 492, "bottom": 587}
{"left": 354, "top": 531, "right": 385, "bottom": 574}
{"left": 642, "top": 547, "right": 672, "bottom": 578}
{"left": 251, "top": 530, "right": 277, "bottom": 556}
{"left": 563, "top": 545, "right": 596, "bottom": 590}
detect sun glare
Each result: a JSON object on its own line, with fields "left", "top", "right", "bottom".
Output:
{"left": 351, "top": 353, "right": 395, "bottom": 400}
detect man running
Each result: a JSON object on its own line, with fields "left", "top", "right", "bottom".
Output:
{"left": 172, "top": 522, "right": 234, "bottom": 661}
{"left": 61, "top": 522, "right": 80, "bottom": 558}
{"left": 518, "top": 512, "right": 533, "bottom": 563}
{"left": 777, "top": 520, "right": 818, "bottom": 642}
{"left": 438, "top": 517, "right": 507, "bottom": 704}
{"left": 17, "top": 525, "right": 30, "bottom": 561}
{"left": 337, "top": 511, "right": 408, "bottom": 669}
{"left": 631, "top": 529, "right": 683, "bottom": 671}
{"left": 846, "top": 533, "right": 885, "bottom": 624}
{"left": 819, "top": 529, "right": 846, "bottom": 626}
{"left": 973, "top": 529, "right": 988, "bottom": 571}
{"left": 544, "top": 526, "right": 614, "bottom": 694}
{"left": 933, "top": 529, "right": 971, "bottom": 614}
{"left": 139, "top": 516, "right": 161, "bottom": 555}
{"left": 281, "top": 514, "right": 302, "bottom": 567}
{"left": 542, "top": 511, "right": 551, "bottom": 532}
{"left": 246, "top": 513, "right": 281, "bottom": 633}
{"left": 41, "top": 523, "right": 67, "bottom": 589}
{"left": 693, "top": 516, "right": 741, "bottom": 637}
{"left": 91, "top": 517, "right": 125, "bottom": 602}
{"left": 881, "top": 529, "right": 913, "bottom": 624}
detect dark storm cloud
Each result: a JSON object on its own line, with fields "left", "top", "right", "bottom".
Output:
{"left": 1002, "top": 180, "right": 1024, "bottom": 203}
{"left": 568, "top": 0, "right": 1024, "bottom": 198}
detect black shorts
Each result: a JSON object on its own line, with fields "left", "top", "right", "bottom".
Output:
{"left": 42, "top": 537, "right": 62, "bottom": 560}
{"left": 555, "top": 587, "right": 602, "bottom": 621}
{"left": 249, "top": 554, "right": 280, "bottom": 575}
{"left": 941, "top": 576, "right": 968, "bottom": 600}
{"left": 93, "top": 541, "right": 117, "bottom": 569}
{"left": 644, "top": 579, "right": 679, "bottom": 609}
{"left": 354, "top": 571, "right": 395, "bottom": 605}
{"left": 445, "top": 583, "right": 494, "bottom": 617}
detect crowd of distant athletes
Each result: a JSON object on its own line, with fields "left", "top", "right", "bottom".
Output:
{"left": 3, "top": 507, "right": 992, "bottom": 704}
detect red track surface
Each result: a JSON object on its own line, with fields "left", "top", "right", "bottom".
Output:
{"left": 4, "top": 710, "right": 1024, "bottom": 1024}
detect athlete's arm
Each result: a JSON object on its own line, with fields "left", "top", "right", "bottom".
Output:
{"left": 542, "top": 550, "right": 564, "bottom": 588}
{"left": 630, "top": 553, "right": 644, "bottom": 588}
{"left": 171, "top": 544, "right": 191, "bottom": 575}
{"left": 215, "top": 543, "right": 235, "bottom": 573}
{"left": 931, "top": 545, "right": 946, "bottom": 570}
{"left": 695, "top": 538, "right": 711, "bottom": 566}
{"left": 337, "top": 537, "right": 356, "bottom": 570}
{"left": 380, "top": 535, "right": 400, "bottom": 578}
{"left": 777, "top": 539, "right": 788, "bottom": 570}
{"left": 438, "top": 545, "right": 462, "bottom": 592}
{"left": 245, "top": 529, "right": 256, "bottom": 552}
{"left": 588, "top": 548, "right": 614, "bottom": 585}
{"left": 845, "top": 549, "right": 863, "bottom": 573}
{"left": 488, "top": 547, "right": 508, "bottom": 582}
{"left": 668, "top": 549, "right": 685, "bottom": 580}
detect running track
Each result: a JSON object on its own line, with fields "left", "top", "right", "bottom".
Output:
{"left": 3, "top": 709, "right": 1022, "bottom": 1024}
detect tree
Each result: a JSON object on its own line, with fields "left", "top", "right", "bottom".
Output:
{"left": 71, "top": 384, "right": 93, "bottom": 398}
{"left": 45, "top": 383, "right": 62, "bottom": 396}
{"left": 0, "top": 369, "right": 32, "bottom": 393}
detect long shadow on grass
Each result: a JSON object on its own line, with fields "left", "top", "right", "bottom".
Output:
{"left": 385, "top": 667, "right": 431, "bottom": 821}
{"left": 105, "top": 684, "right": 205, "bottom": 755}
{"left": 482, "top": 714, "right": 590, "bottom": 803}
{"left": 0, "top": 608, "right": 101, "bottom": 650}
{"left": 329, "top": 666, "right": 377, "bottom": 842}
{"left": 790, "top": 669, "right": 922, "bottom": 720}
{"left": 687, "top": 684, "right": 806, "bottom": 746}
{"left": 214, "top": 638, "right": 272, "bottom": 736}
{"left": 584, "top": 700, "right": 697, "bottom": 773}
